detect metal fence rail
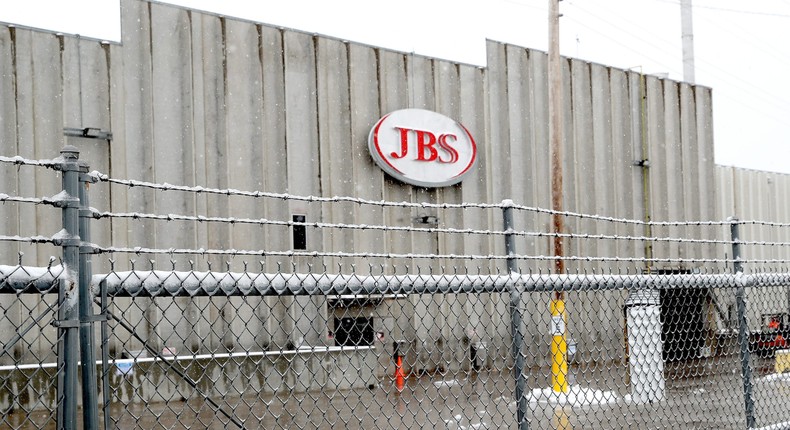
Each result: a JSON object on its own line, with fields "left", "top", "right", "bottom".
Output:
{"left": 3, "top": 148, "right": 790, "bottom": 429}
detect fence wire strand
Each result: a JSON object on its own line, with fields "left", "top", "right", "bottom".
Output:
{"left": 89, "top": 169, "right": 790, "bottom": 227}
{"left": 92, "top": 208, "right": 790, "bottom": 248}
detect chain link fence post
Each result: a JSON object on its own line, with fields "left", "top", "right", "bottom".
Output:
{"left": 503, "top": 200, "right": 529, "bottom": 430}
{"left": 78, "top": 158, "right": 99, "bottom": 430}
{"left": 731, "top": 217, "right": 756, "bottom": 429}
{"left": 56, "top": 146, "right": 82, "bottom": 430}
{"left": 100, "top": 279, "right": 112, "bottom": 430}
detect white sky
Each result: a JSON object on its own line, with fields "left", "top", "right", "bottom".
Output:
{"left": 1, "top": 0, "right": 788, "bottom": 174}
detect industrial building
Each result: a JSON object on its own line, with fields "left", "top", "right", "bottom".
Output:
{"left": 0, "top": 0, "right": 789, "bottom": 376}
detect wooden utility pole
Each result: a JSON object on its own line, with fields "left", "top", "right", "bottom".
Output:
{"left": 549, "top": 0, "right": 564, "bottom": 278}
{"left": 548, "top": 0, "right": 568, "bottom": 394}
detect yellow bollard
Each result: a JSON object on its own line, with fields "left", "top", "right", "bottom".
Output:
{"left": 550, "top": 298, "right": 569, "bottom": 393}
{"left": 776, "top": 348, "right": 790, "bottom": 374}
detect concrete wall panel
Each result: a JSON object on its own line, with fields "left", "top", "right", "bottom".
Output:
{"left": 347, "top": 44, "right": 384, "bottom": 269}
{"left": 317, "top": 37, "right": 354, "bottom": 268}
{"left": 485, "top": 41, "right": 511, "bottom": 206}
{"left": 0, "top": 26, "right": 19, "bottom": 265}
{"left": 0, "top": 27, "right": 19, "bottom": 365}
{"left": 282, "top": 30, "right": 326, "bottom": 347}
{"left": 610, "top": 69, "right": 640, "bottom": 272}
{"left": 118, "top": 0, "right": 156, "bottom": 261}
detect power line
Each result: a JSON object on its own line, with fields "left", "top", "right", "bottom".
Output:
{"left": 495, "top": 0, "right": 790, "bottom": 117}
{"left": 694, "top": 11, "right": 790, "bottom": 68}
{"left": 567, "top": 14, "right": 787, "bottom": 121}
{"left": 652, "top": 0, "right": 790, "bottom": 18}
{"left": 566, "top": 1, "right": 790, "bottom": 116}
{"left": 566, "top": 2, "right": 681, "bottom": 63}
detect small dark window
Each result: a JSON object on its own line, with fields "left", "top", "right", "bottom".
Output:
{"left": 292, "top": 214, "right": 306, "bottom": 250}
{"left": 334, "top": 317, "right": 374, "bottom": 347}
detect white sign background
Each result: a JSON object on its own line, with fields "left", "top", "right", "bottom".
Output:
{"left": 368, "top": 109, "right": 477, "bottom": 188}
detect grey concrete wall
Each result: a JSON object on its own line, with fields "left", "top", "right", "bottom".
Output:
{"left": 0, "top": 347, "right": 377, "bottom": 412}
{"left": 0, "top": 0, "right": 721, "bottom": 369}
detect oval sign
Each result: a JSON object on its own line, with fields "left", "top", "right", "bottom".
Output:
{"left": 368, "top": 109, "right": 477, "bottom": 188}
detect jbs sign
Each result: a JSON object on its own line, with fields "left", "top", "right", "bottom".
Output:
{"left": 368, "top": 109, "right": 477, "bottom": 187}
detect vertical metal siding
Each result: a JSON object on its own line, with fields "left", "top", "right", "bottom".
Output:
{"left": 717, "top": 165, "right": 790, "bottom": 327}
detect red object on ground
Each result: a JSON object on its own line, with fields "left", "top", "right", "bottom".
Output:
{"left": 395, "top": 356, "right": 405, "bottom": 392}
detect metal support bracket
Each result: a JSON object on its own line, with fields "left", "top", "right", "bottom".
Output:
{"left": 55, "top": 238, "right": 81, "bottom": 248}
{"left": 79, "top": 245, "right": 96, "bottom": 255}
{"left": 84, "top": 314, "right": 110, "bottom": 323}
{"left": 79, "top": 172, "right": 100, "bottom": 184}
{"left": 52, "top": 320, "right": 80, "bottom": 329}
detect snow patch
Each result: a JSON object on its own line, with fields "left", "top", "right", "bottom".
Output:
{"left": 47, "top": 190, "right": 75, "bottom": 203}
{"left": 443, "top": 413, "right": 489, "bottom": 430}
{"left": 434, "top": 378, "right": 465, "bottom": 387}
{"left": 528, "top": 385, "right": 618, "bottom": 406}
{"left": 0, "top": 264, "right": 67, "bottom": 293}
{"left": 756, "top": 373, "right": 790, "bottom": 384}
{"left": 87, "top": 170, "right": 107, "bottom": 182}
{"left": 51, "top": 229, "right": 76, "bottom": 241}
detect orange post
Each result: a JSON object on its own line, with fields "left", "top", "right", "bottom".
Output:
{"left": 395, "top": 356, "right": 405, "bottom": 392}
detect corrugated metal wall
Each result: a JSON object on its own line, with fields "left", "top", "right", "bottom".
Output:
{"left": 717, "top": 166, "right": 790, "bottom": 260}
{"left": 0, "top": 0, "right": 719, "bottom": 367}
{"left": 717, "top": 166, "right": 790, "bottom": 327}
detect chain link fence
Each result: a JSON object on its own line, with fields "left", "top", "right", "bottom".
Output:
{"left": 2, "top": 148, "right": 790, "bottom": 429}
{"left": 1, "top": 263, "right": 63, "bottom": 430}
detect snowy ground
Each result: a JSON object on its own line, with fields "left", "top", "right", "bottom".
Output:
{"left": 7, "top": 358, "right": 790, "bottom": 429}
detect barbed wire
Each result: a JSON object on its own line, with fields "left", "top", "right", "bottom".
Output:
{"left": 88, "top": 170, "right": 774, "bottom": 227}
{"left": 88, "top": 170, "right": 505, "bottom": 209}
{"left": 0, "top": 167, "right": 785, "bottom": 266}
{"left": 0, "top": 155, "right": 61, "bottom": 169}
{"left": 90, "top": 208, "right": 790, "bottom": 248}
{"left": 85, "top": 243, "right": 775, "bottom": 264}
{"left": 0, "top": 235, "right": 59, "bottom": 245}
{"left": 737, "top": 219, "right": 790, "bottom": 228}
{"left": 0, "top": 192, "right": 76, "bottom": 207}
{"left": 90, "top": 208, "right": 509, "bottom": 236}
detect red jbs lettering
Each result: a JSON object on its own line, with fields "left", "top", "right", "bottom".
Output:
{"left": 391, "top": 127, "right": 459, "bottom": 164}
